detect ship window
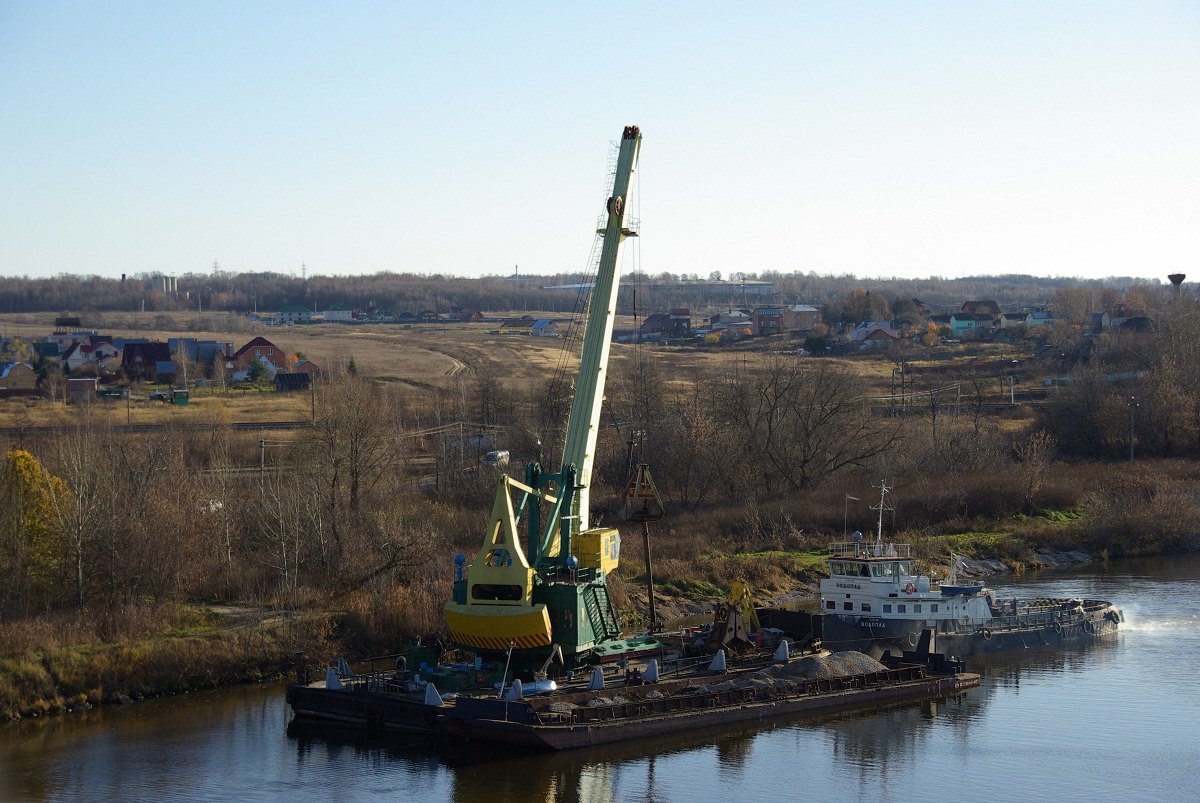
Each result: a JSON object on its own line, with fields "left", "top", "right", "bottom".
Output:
{"left": 914, "top": 604, "right": 922, "bottom": 614}
{"left": 843, "top": 602, "right": 854, "bottom": 611}
{"left": 859, "top": 564, "right": 870, "bottom": 577}
{"left": 872, "top": 564, "right": 889, "bottom": 578}
{"left": 883, "top": 604, "right": 892, "bottom": 613}
{"left": 861, "top": 603, "right": 871, "bottom": 612}
{"left": 471, "top": 584, "right": 523, "bottom": 601}
{"left": 931, "top": 604, "right": 938, "bottom": 613}
{"left": 826, "top": 600, "right": 836, "bottom": 610}
{"left": 898, "top": 561, "right": 914, "bottom": 575}
{"left": 897, "top": 604, "right": 906, "bottom": 614}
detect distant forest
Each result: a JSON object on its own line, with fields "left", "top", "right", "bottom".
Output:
{"left": 0, "top": 270, "right": 1187, "bottom": 321}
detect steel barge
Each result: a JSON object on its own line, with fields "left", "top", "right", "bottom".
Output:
{"left": 443, "top": 663, "right": 979, "bottom": 751}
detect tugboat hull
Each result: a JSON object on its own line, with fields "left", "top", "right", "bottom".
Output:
{"left": 819, "top": 599, "right": 1123, "bottom": 658}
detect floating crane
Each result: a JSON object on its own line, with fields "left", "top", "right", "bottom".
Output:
{"left": 444, "top": 126, "right": 654, "bottom": 670}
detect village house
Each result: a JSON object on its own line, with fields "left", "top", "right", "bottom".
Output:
{"left": 949, "top": 312, "right": 995, "bottom": 339}
{"left": 531, "top": 319, "right": 560, "bottom": 337}
{"left": 277, "top": 306, "right": 312, "bottom": 325}
{"left": 449, "top": 306, "right": 484, "bottom": 322}
{"left": 501, "top": 315, "right": 536, "bottom": 332}
{"left": 961, "top": 300, "right": 1001, "bottom": 319}
{"left": 0, "top": 361, "right": 37, "bottom": 396}
{"left": 60, "top": 342, "right": 92, "bottom": 373}
{"left": 994, "top": 312, "right": 1027, "bottom": 331}
{"left": 752, "top": 305, "right": 820, "bottom": 336}
{"left": 294, "top": 359, "right": 321, "bottom": 375}
{"left": 32, "top": 342, "right": 60, "bottom": 361}
{"left": 121, "top": 341, "right": 174, "bottom": 381}
{"left": 67, "top": 376, "right": 100, "bottom": 402}
{"left": 168, "top": 338, "right": 232, "bottom": 378}
{"left": 705, "top": 310, "right": 754, "bottom": 341}
{"left": 636, "top": 313, "right": 670, "bottom": 339}
{"left": 666, "top": 309, "right": 692, "bottom": 339}
{"left": 274, "top": 373, "right": 312, "bottom": 392}
{"left": 322, "top": 304, "right": 354, "bottom": 322}
{"left": 851, "top": 322, "right": 900, "bottom": 349}
{"left": 225, "top": 337, "right": 287, "bottom": 379}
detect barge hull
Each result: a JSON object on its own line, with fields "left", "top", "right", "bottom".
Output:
{"left": 286, "top": 684, "right": 445, "bottom": 735}
{"left": 447, "top": 672, "right": 979, "bottom": 751}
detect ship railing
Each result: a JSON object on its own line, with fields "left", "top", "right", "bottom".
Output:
{"left": 828, "top": 541, "right": 911, "bottom": 559}
{"left": 959, "top": 603, "right": 1088, "bottom": 635}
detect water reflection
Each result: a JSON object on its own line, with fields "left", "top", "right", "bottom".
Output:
{"left": 3, "top": 556, "right": 1197, "bottom": 802}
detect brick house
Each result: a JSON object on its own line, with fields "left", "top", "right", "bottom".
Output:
{"left": 227, "top": 337, "right": 287, "bottom": 377}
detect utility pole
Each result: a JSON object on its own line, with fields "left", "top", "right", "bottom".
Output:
{"left": 1129, "top": 396, "right": 1138, "bottom": 464}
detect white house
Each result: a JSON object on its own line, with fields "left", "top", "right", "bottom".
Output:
{"left": 322, "top": 305, "right": 354, "bottom": 322}
{"left": 531, "top": 319, "right": 559, "bottom": 337}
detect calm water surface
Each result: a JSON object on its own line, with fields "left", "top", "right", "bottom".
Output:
{"left": 2, "top": 555, "right": 1197, "bottom": 802}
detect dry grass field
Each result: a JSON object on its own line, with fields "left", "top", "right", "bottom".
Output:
{"left": 0, "top": 309, "right": 896, "bottom": 431}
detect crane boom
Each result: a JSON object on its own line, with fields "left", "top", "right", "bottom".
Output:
{"left": 561, "top": 125, "right": 641, "bottom": 532}
{"left": 445, "top": 125, "right": 645, "bottom": 669}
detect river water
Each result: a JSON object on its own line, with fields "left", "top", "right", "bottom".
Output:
{"left": 2, "top": 555, "right": 1198, "bottom": 802}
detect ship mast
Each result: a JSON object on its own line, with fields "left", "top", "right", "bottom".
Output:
{"left": 561, "top": 125, "right": 641, "bottom": 533}
{"left": 870, "top": 481, "right": 892, "bottom": 554}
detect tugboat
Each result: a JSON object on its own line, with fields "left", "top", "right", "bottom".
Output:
{"left": 818, "top": 483, "right": 1123, "bottom": 658}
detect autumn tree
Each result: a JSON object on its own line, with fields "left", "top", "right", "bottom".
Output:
{"left": 0, "top": 449, "right": 67, "bottom": 616}
{"left": 840, "top": 289, "right": 892, "bottom": 324}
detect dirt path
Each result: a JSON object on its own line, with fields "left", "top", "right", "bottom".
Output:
{"left": 198, "top": 604, "right": 302, "bottom": 632}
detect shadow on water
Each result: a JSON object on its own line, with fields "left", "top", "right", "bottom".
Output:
{"left": 282, "top": 633, "right": 1135, "bottom": 802}
{"left": 285, "top": 683, "right": 989, "bottom": 803}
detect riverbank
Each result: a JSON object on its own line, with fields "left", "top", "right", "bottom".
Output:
{"left": 0, "top": 603, "right": 338, "bottom": 722}
{"left": 2, "top": 526, "right": 1187, "bottom": 724}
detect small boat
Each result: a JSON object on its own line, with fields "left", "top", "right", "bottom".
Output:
{"left": 816, "top": 483, "right": 1123, "bottom": 658}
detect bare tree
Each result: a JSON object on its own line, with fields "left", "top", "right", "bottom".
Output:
{"left": 305, "top": 374, "right": 403, "bottom": 560}
{"left": 1014, "top": 430, "right": 1055, "bottom": 512}
{"left": 43, "top": 405, "right": 114, "bottom": 607}
{"left": 722, "top": 356, "right": 903, "bottom": 494}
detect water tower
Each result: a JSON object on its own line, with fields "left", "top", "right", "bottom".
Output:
{"left": 1168, "top": 273, "right": 1186, "bottom": 300}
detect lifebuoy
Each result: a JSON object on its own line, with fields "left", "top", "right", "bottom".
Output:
{"left": 980, "top": 628, "right": 992, "bottom": 640}
{"left": 1053, "top": 622, "right": 1063, "bottom": 635}
{"left": 904, "top": 583, "right": 916, "bottom": 595}
{"left": 1083, "top": 620, "right": 1096, "bottom": 635}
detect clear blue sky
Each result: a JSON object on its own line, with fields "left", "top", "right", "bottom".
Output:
{"left": 2, "top": 1, "right": 1196, "bottom": 282}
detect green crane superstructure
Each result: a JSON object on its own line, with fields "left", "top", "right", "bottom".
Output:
{"left": 444, "top": 126, "right": 646, "bottom": 669}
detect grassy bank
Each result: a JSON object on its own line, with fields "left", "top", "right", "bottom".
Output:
{"left": 0, "top": 603, "right": 338, "bottom": 722}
